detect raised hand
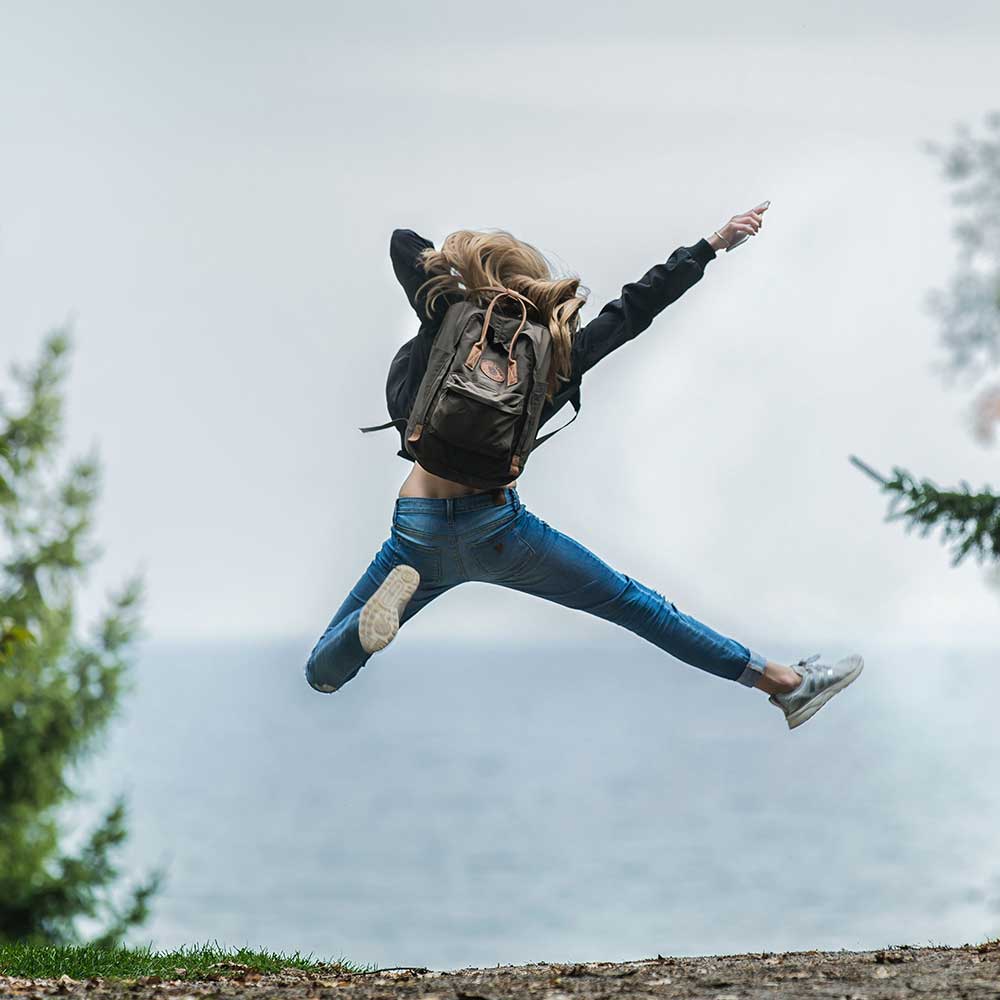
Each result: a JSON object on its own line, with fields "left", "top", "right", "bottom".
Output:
{"left": 708, "top": 201, "right": 770, "bottom": 252}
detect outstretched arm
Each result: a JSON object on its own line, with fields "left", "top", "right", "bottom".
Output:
{"left": 570, "top": 238, "right": 716, "bottom": 377}
{"left": 570, "top": 203, "right": 769, "bottom": 378}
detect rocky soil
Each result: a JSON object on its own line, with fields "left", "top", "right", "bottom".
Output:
{"left": 3, "top": 942, "right": 999, "bottom": 1000}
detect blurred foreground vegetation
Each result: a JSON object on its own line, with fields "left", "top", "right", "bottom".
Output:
{"left": 856, "top": 109, "right": 1000, "bottom": 571}
{"left": 0, "top": 332, "right": 158, "bottom": 943}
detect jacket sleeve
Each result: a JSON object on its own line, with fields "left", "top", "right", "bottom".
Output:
{"left": 389, "top": 227, "right": 455, "bottom": 327}
{"left": 569, "top": 237, "right": 717, "bottom": 378}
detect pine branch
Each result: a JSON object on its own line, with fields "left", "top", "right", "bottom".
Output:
{"left": 850, "top": 455, "right": 1000, "bottom": 565}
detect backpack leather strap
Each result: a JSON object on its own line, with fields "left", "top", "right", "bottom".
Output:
{"left": 464, "top": 285, "right": 535, "bottom": 385}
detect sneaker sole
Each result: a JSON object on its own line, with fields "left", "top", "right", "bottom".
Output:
{"left": 358, "top": 564, "right": 420, "bottom": 654}
{"left": 786, "top": 654, "right": 864, "bottom": 730}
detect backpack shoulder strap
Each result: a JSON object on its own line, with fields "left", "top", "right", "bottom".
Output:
{"left": 360, "top": 416, "right": 407, "bottom": 434}
{"left": 531, "top": 386, "right": 580, "bottom": 450}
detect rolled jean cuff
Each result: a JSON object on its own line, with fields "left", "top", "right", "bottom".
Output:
{"left": 736, "top": 648, "right": 767, "bottom": 688}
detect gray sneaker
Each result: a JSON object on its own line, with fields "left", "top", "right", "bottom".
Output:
{"left": 769, "top": 653, "right": 864, "bottom": 730}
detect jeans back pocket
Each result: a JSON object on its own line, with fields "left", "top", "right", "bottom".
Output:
{"left": 390, "top": 519, "right": 445, "bottom": 585}
{"left": 467, "top": 510, "right": 536, "bottom": 580}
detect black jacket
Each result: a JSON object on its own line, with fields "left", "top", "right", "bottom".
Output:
{"left": 383, "top": 228, "right": 717, "bottom": 461}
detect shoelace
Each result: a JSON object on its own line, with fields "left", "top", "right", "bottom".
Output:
{"left": 792, "top": 653, "right": 821, "bottom": 669}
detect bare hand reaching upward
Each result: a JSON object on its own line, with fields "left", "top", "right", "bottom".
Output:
{"left": 707, "top": 201, "right": 770, "bottom": 252}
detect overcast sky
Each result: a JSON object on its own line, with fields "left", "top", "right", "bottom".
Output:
{"left": 2, "top": 1, "right": 999, "bottom": 654}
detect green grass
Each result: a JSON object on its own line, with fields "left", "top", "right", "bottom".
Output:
{"left": 0, "top": 942, "right": 368, "bottom": 981}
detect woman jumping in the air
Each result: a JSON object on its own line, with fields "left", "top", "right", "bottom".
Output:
{"left": 305, "top": 202, "right": 863, "bottom": 729}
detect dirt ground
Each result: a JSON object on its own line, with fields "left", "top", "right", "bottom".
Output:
{"left": 2, "top": 942, "right": 999, "bottom": 1000}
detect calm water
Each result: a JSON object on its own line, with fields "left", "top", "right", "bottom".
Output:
{"left": 80, "top": 635, "right": 1000, "bottom": 970}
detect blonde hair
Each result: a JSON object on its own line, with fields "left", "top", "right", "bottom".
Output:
{"left": 416, "top": 229, "right": 588, "bottom": 400}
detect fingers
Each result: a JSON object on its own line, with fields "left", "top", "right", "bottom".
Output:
{"left": 731, "top": 210, "right": 764, "bottom": 234}
{"left": 719, "top": 201, "right": 769, "bottom": 246}
{"left": 741, "top": 201, "right": 769, "bottom": 228}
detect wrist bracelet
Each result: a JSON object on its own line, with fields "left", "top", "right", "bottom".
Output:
{"left": 713, "top": 229, "right": 730, "bottom": 248}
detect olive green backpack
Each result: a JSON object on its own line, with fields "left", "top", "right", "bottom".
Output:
{"left": 361, "top": 287, "right": 577, "bottom": 489}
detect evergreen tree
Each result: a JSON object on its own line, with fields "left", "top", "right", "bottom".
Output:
{"left": 855, "top": 110, "right": 1000, "bottom": 571}
{"left": 0, "top": 331, "right": 160, "bottom": 944}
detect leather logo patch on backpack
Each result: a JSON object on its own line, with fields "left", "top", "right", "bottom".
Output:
{"left": 480, "top": 359, "right": 505, "bottom": 383}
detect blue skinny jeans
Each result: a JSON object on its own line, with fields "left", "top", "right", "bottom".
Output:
{"left": 305, "top": 487, "right": 766, "bottom": 693}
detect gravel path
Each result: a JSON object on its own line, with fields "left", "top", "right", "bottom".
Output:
{"left": 2, "top": 942, "right": 998, "bottom": 1000}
